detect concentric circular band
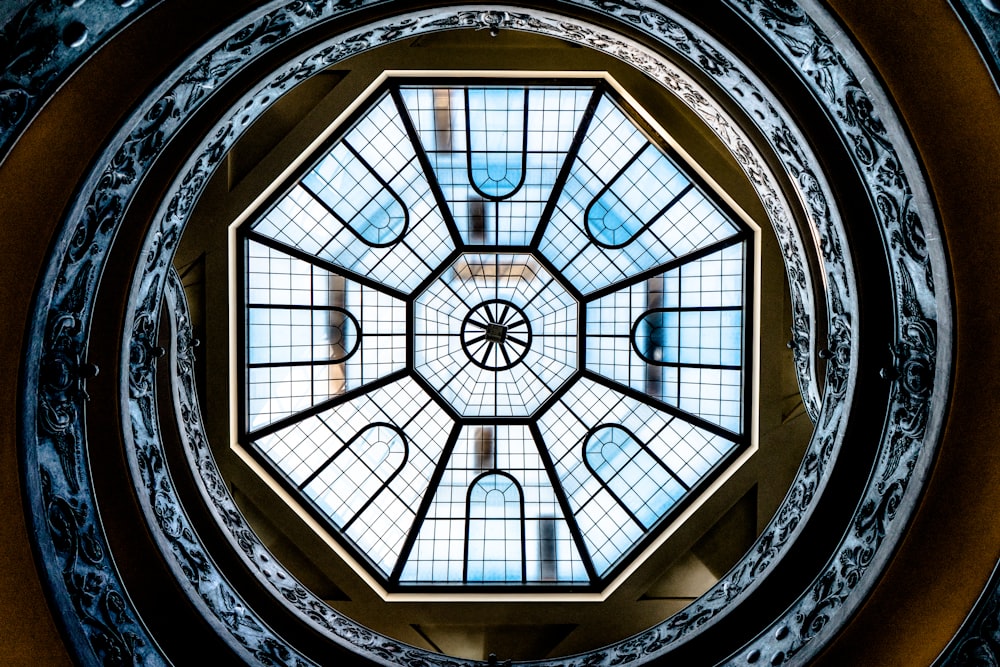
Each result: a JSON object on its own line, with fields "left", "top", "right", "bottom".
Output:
{"left": 460, "top": 299, "right": 533, "bottom": 371}
{"left": 17, "top": 1, "right": 950, "bottom": 666}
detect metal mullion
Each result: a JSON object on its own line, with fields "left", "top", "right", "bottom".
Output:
{"left": 530, "top": 85, "right": 603, "bottom": 249}
{"left": 741, "top": 234, "right": 755, "bottom": 438}
{"left": 297, "top": 180, "right": 354, "bottom": 247}
{"left": 517, "top": 349, "right": 566, "bottom": 394}
{"left": 342, "top": 138, "right": 404, "bottom": 202}
{"left": 645, "top": 305, "right": 743, "bottom": 314}
{"left": 604, "top": 424, "right": 690, "bottom": 496}
{"left": 238, "top": 233, "right": 249, "bottom": 442}
{"left": 246, "top": 231, "right": 409, "bottom": 301}
{"left": 342, "top": 450, "right": 410, "bottom": 534}
{"left": 408, "top": 371, "right": 460, "bottom": 423}
{"left": 246, "top": 303, "right": 358, "bottom": 312}
{"left": 582, "top": 232, "right": 748, "bottom": 303}
{"left": 590, "top": 181, "right": 697, "bottom": 252}
{"left": 574, "top": 345, "right": 742, "bottom": 371}
{"left": 581, "top": 369, "right": 744, "bottom": 443}
{"left": 578, "top": 432, "right": 648, "bottom": 531}
{"left": 530, "top": 251, "right": 584, "bottom": 303}
{"left": 493, "top": 253, "right": 499, "bottom": 412}
{"left": 531, "top": 369, "right": 583, "bottom": 419}
{"left": 390, "top": 86, "right": 464, "bottom": 249}
{"left": 645, "top": 360, "right": 742, "bottom": 372}
{"left": 644, "top": 421, "right": 691, "bottom": 492}
{"left": 398, "top": 397, "right": 436, "bottom": 432}
{"left": 435, "top": 353, "right": 476, "bottom": 394}
{"left": 528, "top": 422, "right": 599, "bottom": 584}
{"left": 390, "top": 421, "right": 463, "bottom": 584}
{"left": 518, "top": 276, "right": 557, "bottom": 312}
{"left": 310, "top": 265, "right": 315, "bottom": 423}
{"left": 462, "top": 244, "right": 536, "bottom": 253}
{"left": 246, "top": 368, "right": 409, "bottom": 440}
{"left": 409, "top": 247, "right": 462, "bottom": 299}
{"left": 248, "top": 360, "right": 346, "bottom": 370}
{"left": 579, "top": 294, "right": 587, "bottom": 387}
{"left": 582, "top": 141, "right": 653, "bottom": 240}
{"left": 406, "top": 289, "right": 415, "bottom": 378}
{"left": 645, "top": 182, "right": 695, "bottom": 241}
{"left": 298, "top": 430, "right": 350, "bottom": 490}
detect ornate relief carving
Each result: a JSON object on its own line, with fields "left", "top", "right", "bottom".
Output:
{"left": 0, "top": 0, "right": 156, "bottom": 156}
{"left": 134, "top": 5, "right": 847, "bottom": 665}
{"left": 17, "top": 1, "right": 950, "bottom": 666}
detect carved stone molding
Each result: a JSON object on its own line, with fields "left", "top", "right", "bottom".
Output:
{"left": 15, "top": 1, "right": 951, "bottom": 666}
{"left": 0, "top": 0, "right": 159, "bottom": 159}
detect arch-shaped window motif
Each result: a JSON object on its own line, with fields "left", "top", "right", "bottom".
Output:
{"left": 465, "top": 472, "right": 526, "bottom": 582}
{"left": 246, "top": 302, "right": 361, "bottom": 365}
{"left": 241, "top": 78, "right": 754, "bottom": 590}
{"left": 466, "top": 87, "right": 527, "bottom": 200}
{"left": 300, "top": 423, "right": 409, "bottom": 533}
{"left": 631, "top": 307, "right": 743, "bottom": 368}
{"left": 302, "top": 141, "right": 409, "bottom": 247}
{"left": 584, "top": 144, "right": 694, "bottom": 249}
{"left": 583, "top": 425, "right": 687, "bottom": 529}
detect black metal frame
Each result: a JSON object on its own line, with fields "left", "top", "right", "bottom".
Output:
{"left": 459, "top": 298, "right": 533, "bottom": 371}
{"left": 234, "top": 76, "right": 756, "bottom": 594}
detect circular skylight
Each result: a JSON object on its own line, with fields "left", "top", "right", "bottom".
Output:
{"left": 238, "top": 78, "right": 754, "bottom": 591}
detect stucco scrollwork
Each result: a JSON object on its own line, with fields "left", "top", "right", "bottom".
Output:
{"left": 17, "top": 0, "right": 950, "bottom": 665}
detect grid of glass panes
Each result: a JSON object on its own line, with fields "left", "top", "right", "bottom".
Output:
{"left": 585, "top": 242, "right": 746, "bottom": 432}
{"left": 400, "top": 85, "right": 594, "bottom": 246}
{"left": 399, "top": 424, "right": 589, "bottom": 584}
{"left": 238, "top": 78, "right": 752, "bottom": 590}
{"left": 538, "top": 94, "right": 739, "bottom": 295}
{"left": 413, "top": 253, "right": 577, "bottom": 417}
{"left": 245, "top": 240, "right": 407, "bottom": 431}
{"left": 250, "top": 377, "right": 451, "bottom": 576}
{"left": 536, "top": 377, "right": 738, "bottom": 575}
{"left": 252, "top": 93, "right": 454, "bottom": 294}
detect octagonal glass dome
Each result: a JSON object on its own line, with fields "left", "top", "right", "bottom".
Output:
{"left": 237, "top": 77, "right": 754, "bottom": 591}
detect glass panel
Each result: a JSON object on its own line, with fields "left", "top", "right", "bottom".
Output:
{"left": 400, "top": 85, "right": 594, "bottom": 245}
{"left": 413, "top": 253, "right": 577, "bottom": 417}
{"left": 466, "top": 474, "right": 524, "bottom": 582}
{"left": 251, "top": 377, "right": 452, "bottom": 576}
{"left": 399, "top": 425, "right": 588, "bottom": 584}
{"left": 537, "top": 377, "right": 738, "bottom": 576}
{"left": 584, "top": 425, "right": 687, "bottom": 527}
{"left": 252, "top": 93, "right": 454, "bottom": 293}
{"left": 585, "top": 242, "right": 746, "bottom": 432}
{"left": 245, "top": 240, "right": 406, "bottom": 431}
{"left": 539, "top": 94, "right": 740, "bottom": 294}
{"left": 239, "top": 79, "right": 752, "bottom": 590}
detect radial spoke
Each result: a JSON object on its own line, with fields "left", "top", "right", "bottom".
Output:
{"left": 240, "top": 80, "right": 752, "bottom": 591}
{"left": 481, "top": 341, "right": 496, "bottom": 366}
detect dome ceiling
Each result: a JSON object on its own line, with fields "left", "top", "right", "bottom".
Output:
{"left": 237, "top": 78, "right": 753, "bottom": 593}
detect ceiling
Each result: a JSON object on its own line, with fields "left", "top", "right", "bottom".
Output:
{"left": 174, "top": 29, "right": 812, "bottom": 660}
{"left": 8, "top": 2, "right": 991, "bottom": 666}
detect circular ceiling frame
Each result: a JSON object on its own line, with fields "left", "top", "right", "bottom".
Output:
{"left": 19, "top": 1, "right": 951, "bottom": 666}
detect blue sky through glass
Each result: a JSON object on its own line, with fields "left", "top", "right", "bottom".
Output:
{"left": 239, "top": 78, "right": 751, "bottom": 589}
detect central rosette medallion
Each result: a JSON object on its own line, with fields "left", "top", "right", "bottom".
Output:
{"left": 414, "top": 252, "right": 578, "bottom": 417}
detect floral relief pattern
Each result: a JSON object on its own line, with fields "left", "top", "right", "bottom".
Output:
{"left": 16, "top": 1, "right": 950, "bottom": 666}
